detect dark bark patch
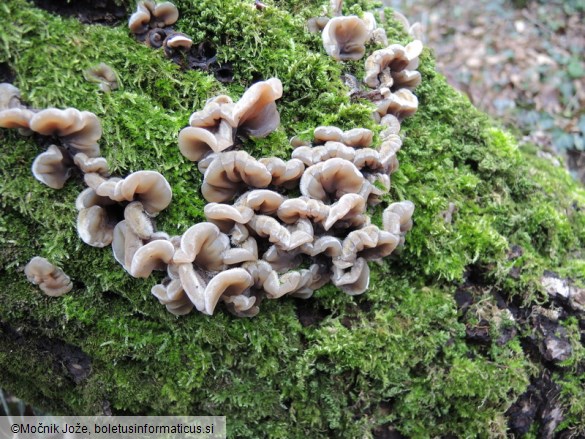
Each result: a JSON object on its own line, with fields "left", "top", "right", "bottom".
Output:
{"left": 295, "top": 299, "right": 329, "bottom": 327}
{"left": 0, "top": 62, "right": 15, "bottom": 83}
{"left": 30, "top": 0, "right": 127, "bottom": 25}
{"left": 506, "top": 371, "right": 563, "bottom": 438}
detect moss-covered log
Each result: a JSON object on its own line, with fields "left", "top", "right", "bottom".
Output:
{"left": 1, "top": 0, "right": 584, "bottom": 437}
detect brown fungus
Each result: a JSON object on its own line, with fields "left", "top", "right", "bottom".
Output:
{"left": 308, "top": 16, "right": 330, "bottom": 34}
{"left": 247, "top": 215, "right": 314, "bottom": 251}
{"left": 259, "top": 157, "right": 305, "bottom": 187}
{"left": 128, "top": 1, "right": 178, "bottom": 35}
{"left": 173, "top": 222, "right": 230, "bottom": 272}
{"left": 84, "top": 63, "right": 119, "bottom": 93}
{"left": 364, "top": 40, "right": 423, "bottom": 90}
{"left": 151, "top": 279, "right": 194, "bottom": 316}
{"left": 383, "top": 200, "right": 415, "bottom": 245}
{"left": 277, "top": 197, "right": 330, "bottom": 224}
{"left": 129, "top": 239, "right": 175, "bottom": 278}
{"left": 331, "top": 257, "right": 370, "bottom": 295}
{"left": 28, "top": 108, "right": 102, "bottom": 157}
{"left": 124, "top": 201, "right": 155, "bottom": 240}
{"left": 24, "top": 257, "right": 72, "bottom": 297}
{"left": 300, "top": 158, "right": 367, "bottom": 202}
{"left": 323, "top": 193, "right": 367, "bottom": 230}
{"left": 112, "top": 220, "right": 144, "bottom": 272}
{"left": 128, "top": 1, "right": 154, "bottom": 34}
{"left": 322, "top": 16, "right": 370, "bottom": 61}
{"left": 201, "top": 151, "right": 273, "bottom": 202}
{"left": 31, "top": 145, "right": 72, "bottom": 189}
{"left": 163, "top": 32, "right": 193, "bottom": 59}
{"left": 73, "top": 153, "right": 109, "bottom": 176}
{"left": 0, "top": 107, "right": 35, "bottom": 130}
{"left": 235, "top": 190, "right": 285, "bottom": 215}
{"left": 232, "top": 77, "right": 283, "bottom": 137}
{"left": 374, "top": 88, "right": 419, "bottom": 120}
{"left": 202, "top": 268, "right": 254, "bottom": 316}
{"left": 178, "top": 79, "right": 282, "bottom": 162}
{"left": 204, "top": 203, "right": 254, "bottom": 233}
{"left": 292, "top": 141, "right": 355, "bottom": 167}
{"left": 88, "top": 170, "right": 172, "bottom": 215}
{"left": 334, "top": 225, "right": 400, "bottom": 269}
{"left": 222, "top": 292, "right": 260, "bottom": 318}
{"left": 75, "top": 188, "right": 119, "bottom": 248}
{"left": 0, "top": 83, "right": 22, "bottom": 110}
{"left": 313, "top": 126, "right": 373, "bottom": 147}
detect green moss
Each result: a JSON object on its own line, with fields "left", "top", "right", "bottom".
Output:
{"left": 1, "top": 0, "right": 584, "bottom": 437}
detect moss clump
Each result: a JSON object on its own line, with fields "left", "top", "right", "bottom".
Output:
{"left": 1, "top": 0, "right": 584, "bottom": 437}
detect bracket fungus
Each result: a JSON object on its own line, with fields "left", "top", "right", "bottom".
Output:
{"left": 318, "top": 0, "right": 389, "bottom": 61}
{"left": 151, "top": 279, "right": 194, "bottom": 316}
{"left": 24, "top": 257, "right": 73, "bottom": 297}
{"left": 6, "top": 0, "right": 422, "bottom": 317}
{"left": 76, "top": 191, "right": 119, "bottom": 248}
{"left": 322, "top": 16, "right": 370, "bottom": 61}
{"left": 31, "top": 145, "right": 73, "bottom": 189}
{"left": 364, "top": 40, "right": 423, "bottom": 90}
{"left": 360, "top": 39, "right": 424, "bottom": 121}
{"left": 300, "top": 158, "right": 368, "bottom": 202}
{"left": 128, "top": 1, "right": 179, "bottom": 35}
{"left": 179, "top": 79, "right": 283, "bottom": 163}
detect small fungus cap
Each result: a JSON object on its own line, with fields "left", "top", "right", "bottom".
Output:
{"left": 173, "top": 222, "right": 229, "bottom": 271}
{"left": 375, "top": 88, "right": 419, "bottom": 120}
{"left": 31, "top": 145, "right": 72, "bottom": 189}
{"left": 153, "top": 1, "right": 179, "bottom": 27}
{"left": 201, "top": 151, "right": 272, "bottom": 202}
{"left": 84, "top": 63, "right": 119, "bottom": 93}
{"left": 118, "top": 171, "right": 173, "bottom": 215}
{"left": 0, "top": 108, "right": 35, "bottom": 129}
{"left": 112, "top": 220, "right": 144, "bottom": 271}
{"left": 130, "top": 239, "right": 175, "bottom": 278}
{"left": 165, "top": 33, "right": 193, "bottom": 50}
{"left": 322, "top": 16, "right": 369, "bottom": 61}
{"left": 124, "top": 201, "right": 155, "bottom": 240}
{"left": 24, "top": 256, "right": 73, "bottom": 297}
{"left": 203, "top": 268, "right": 254, "bottom": 315}
{"left": 236, "top": 190, "right": 285, "bottom": 215}
{"left": 232, "top": 78, "right": 283, "bottom": 137}
{"left": 300, "top": 158, "right": 366, "bottom": 202}
{"left": 128, "top": 1, "right": 154, "bottom": 34}
{"left": 0, "top": 83, "right": 22, "bottom": 110}
{"left": 29, "top": 108, "right": 102, "bottom": 157}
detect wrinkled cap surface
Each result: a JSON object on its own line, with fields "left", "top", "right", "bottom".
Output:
{"left": 24, "top": 256, "right": 73, "bottom": 297}
{"left": 32, "top": 145, "right": 72, "bottom": 189}
{"left": 322, "top": 16, "right": 369, "bottom": 61}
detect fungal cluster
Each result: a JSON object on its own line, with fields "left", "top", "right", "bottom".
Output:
{"left": 1, "top": 0, "right": 423, "bottom": 318}
{"left": 128, "top": 1, "right": 233, "bottom": 83}
{"left": 170, "top": 75, "right": 415, "bottom": 317}
{"left": 312, "top": 0, "right": 424, "bottom": 121}
{"left": 309, "top": 0, "right": 389, "bottom": 60}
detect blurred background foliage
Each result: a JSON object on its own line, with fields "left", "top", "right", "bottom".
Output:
{"left": 387, "top": 0, "right": 585, "bottom": 181}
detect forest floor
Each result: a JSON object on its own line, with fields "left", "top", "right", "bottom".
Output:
{"left": 392, "top": 0, "right": 585, "bottom": 181}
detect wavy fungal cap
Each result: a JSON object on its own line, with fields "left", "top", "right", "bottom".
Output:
{"left": 24, "top": 257, "right": 73, "bottom": 297}
{"left": 322, "top": 16, "right": 370, "bottom": 61}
